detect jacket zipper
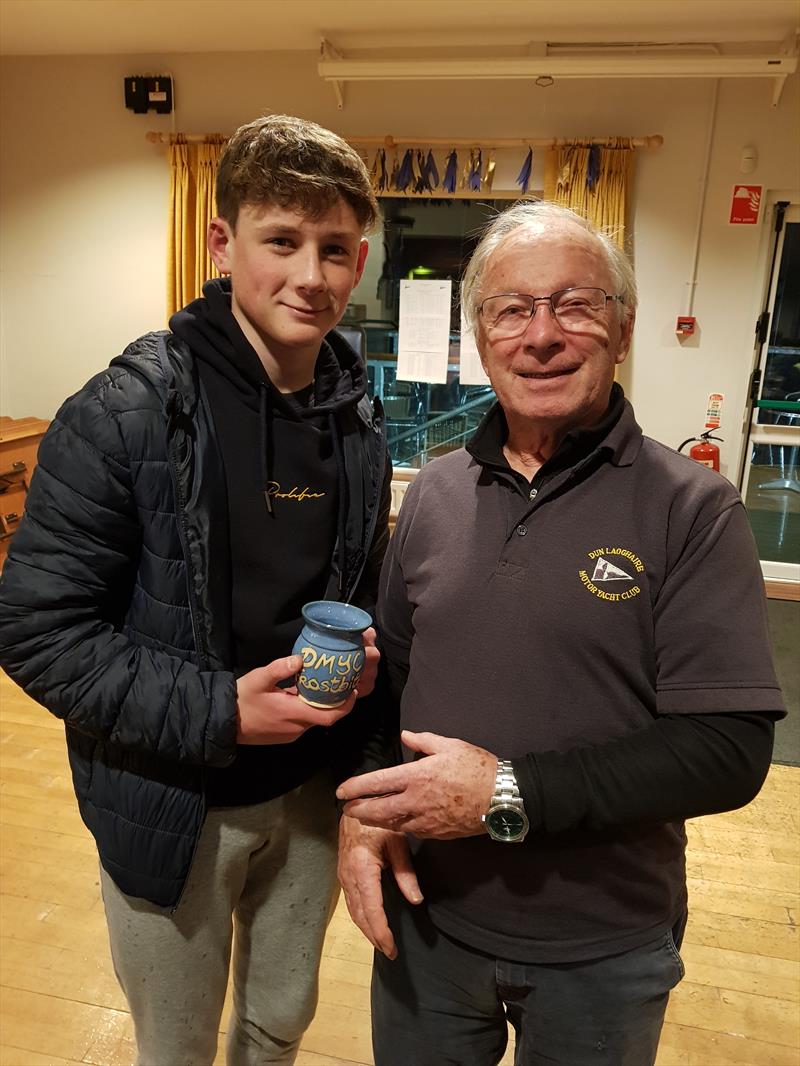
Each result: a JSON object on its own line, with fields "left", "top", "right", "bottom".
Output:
{"left": 343, "top": 413, "right": 388, "bottom": 601}
{"left": 164, "top": 395, "right": 210, "bottom": 914}
{"left": 166, "top": 427, "right": 209, "bottom": 669}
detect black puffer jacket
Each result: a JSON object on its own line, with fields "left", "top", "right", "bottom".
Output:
{"left": 0, "top": 330, "right": 390, "bottom": 907}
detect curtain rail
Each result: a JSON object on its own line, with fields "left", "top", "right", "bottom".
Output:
{"left": 146, "top": 131, "right": 663, "bottom": 149}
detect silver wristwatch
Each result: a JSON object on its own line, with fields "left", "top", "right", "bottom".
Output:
{"left": 482, "top": 759, "right": 530, "bottom": 843}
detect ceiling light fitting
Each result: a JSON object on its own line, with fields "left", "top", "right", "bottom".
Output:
{"left": 318, "top": 40, "right": 797, "bottom": 110}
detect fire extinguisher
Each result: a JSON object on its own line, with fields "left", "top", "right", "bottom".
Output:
{"left": 678, "top": 430, "right": 723, "bottom": 472}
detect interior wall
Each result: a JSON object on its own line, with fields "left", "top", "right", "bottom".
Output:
{"left": 1, "top": 50, "right": 798, "bottom": 479}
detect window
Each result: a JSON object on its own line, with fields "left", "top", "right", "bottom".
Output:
{"left": 346, "top": 199, "right": 506, "bottom": 467}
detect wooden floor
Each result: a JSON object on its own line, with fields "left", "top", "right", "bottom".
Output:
{"left": 1, "top": 671, "right": 798, "bottom": 1066}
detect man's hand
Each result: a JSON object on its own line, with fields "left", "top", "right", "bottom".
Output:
{"left": 337, "top": 730, "right": 497, "bottom": 839}
{"left": 236, "top": 656, "right": 356, "bottom": 744}
{"left": 356, "top": 627, "right": 380, "bottom": 699}
{"left": 337, "top": 814, "right": 422, "bottom": 960}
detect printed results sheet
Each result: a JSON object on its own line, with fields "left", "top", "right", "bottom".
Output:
{"left": 397, "top": 280, "right": 452, "bottom": 384}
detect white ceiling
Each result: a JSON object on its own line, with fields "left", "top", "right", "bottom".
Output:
{"left": 1, "top": 0, "right": 799, "bottom": 56}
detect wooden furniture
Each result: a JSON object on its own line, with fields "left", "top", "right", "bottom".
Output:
{"left": 765, "top": 578, "right": 800, "bottom": 601}
{"left": 389, "top": 468, "right": 417, "bottom": 533}
{"left": 0, "top": 415, "right": 50, "bottom": 570}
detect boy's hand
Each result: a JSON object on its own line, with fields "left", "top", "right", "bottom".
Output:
{"left": 236, "top": 656, "right": 356, "bottom": 744}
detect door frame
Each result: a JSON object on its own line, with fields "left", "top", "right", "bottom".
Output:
{"left": 738, "top": 194, "right": 800, "bottom": 587}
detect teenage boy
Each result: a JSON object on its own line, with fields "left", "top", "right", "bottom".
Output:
{"left": 0, "top": 114, "right": 390, "bottom": 1065}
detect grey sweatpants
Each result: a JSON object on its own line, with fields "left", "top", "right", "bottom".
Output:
{"left": 100, "top": 770, "right": 340, "bottom": 1066}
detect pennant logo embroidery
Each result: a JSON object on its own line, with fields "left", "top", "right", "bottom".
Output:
{"left": 578, "top": 547, "right": 645, "bottom": 603}
{"left": 591, "top": 557, "right": 633, "bottom": 582}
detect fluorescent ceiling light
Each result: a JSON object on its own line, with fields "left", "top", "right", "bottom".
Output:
{"left": 318, "top": 54, "right": 796, "bottom": 81}
{"left": 318, "top": 48, "right": 797, "bottom": 108}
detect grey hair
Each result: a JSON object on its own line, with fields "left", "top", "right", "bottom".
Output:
{"left": 460, "top": 201, "right": 638, "bottom": 333}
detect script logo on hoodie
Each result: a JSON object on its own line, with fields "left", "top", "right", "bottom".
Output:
{"left": 265, "top": 482, "right": 326, "bottom": 503}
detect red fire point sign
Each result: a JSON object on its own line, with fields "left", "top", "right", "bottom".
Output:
{"left": 729, "top": 185, "right": 762, "bottom": 225}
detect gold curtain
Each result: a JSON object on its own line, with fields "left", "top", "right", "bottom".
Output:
{"left": 166, "top": 136, "right": 226, "bottom": 319}
{"left": 543, "top": 140, "right": 634, "bottom": 249}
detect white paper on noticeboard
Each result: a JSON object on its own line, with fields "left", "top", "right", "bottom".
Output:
{"left": 458, "top": 310, "right": 491, "bottom": 386}
{"left": 396, "top": 280, "right": 451, "bottom": 383}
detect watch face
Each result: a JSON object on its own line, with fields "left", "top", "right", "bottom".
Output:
{"left": 486, "top": 804, "right": 528, "bottom": 842}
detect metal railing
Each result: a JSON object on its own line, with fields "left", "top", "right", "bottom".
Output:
{"left": 388, "top": 392, "right": 494, "bottom": 468}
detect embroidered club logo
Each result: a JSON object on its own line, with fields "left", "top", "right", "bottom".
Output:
{"left": 579, "top": 547, "right": 645, "bottom": 603}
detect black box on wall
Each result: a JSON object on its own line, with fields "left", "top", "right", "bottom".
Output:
{"left": 124, "top": 76, "right": 173, "bottom": 114}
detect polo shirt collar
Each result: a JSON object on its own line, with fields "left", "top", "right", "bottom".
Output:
{"left": 467, "top": 383, "right": 643, "bottom": 474}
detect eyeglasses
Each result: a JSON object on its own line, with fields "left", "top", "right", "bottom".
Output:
{"left": 478, "top": 287, "right": 624, "bottom": 338}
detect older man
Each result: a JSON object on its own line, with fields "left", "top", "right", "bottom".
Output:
{"left": 336, "top": 202, "right": 784, "bottom": 1066}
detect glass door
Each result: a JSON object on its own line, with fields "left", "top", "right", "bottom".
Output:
{"left": 740, "top": 203, "right": 800, "bottom": 581}
{"left": 347, "top": 198, "right": 499, "bottom": 469}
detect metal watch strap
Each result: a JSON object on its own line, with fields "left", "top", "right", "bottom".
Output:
{"left": 492, "top": 759, "right": 524, "bottom": 811}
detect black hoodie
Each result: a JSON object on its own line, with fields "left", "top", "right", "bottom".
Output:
{"left": 170, "top": 278, "right": 368, "bottom": 805}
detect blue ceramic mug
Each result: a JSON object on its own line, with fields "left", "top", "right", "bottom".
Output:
{"left": 292, "top": 600, "right": 372, "bottom": 709}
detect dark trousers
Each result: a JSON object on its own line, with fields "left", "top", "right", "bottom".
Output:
{"left": 372, "top": 882, "right": 686, "bottom": 1066}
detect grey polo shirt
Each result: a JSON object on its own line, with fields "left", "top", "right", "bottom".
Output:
{"left": 378, "top": 396, "right": 782, "bottom": 962}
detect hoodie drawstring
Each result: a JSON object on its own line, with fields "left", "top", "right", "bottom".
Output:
{"left": 260, "top": 383, "right": 274, "bottom": 515}
{"left": 329, "top": 412, "right": 348, "bottom": 596}
{"left": 260, "top": 385, "right": 348, "bottom": 598}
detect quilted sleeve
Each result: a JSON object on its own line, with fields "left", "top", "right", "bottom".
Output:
{"left": 0, "top": 379, "right": 238, "bottom": 767}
